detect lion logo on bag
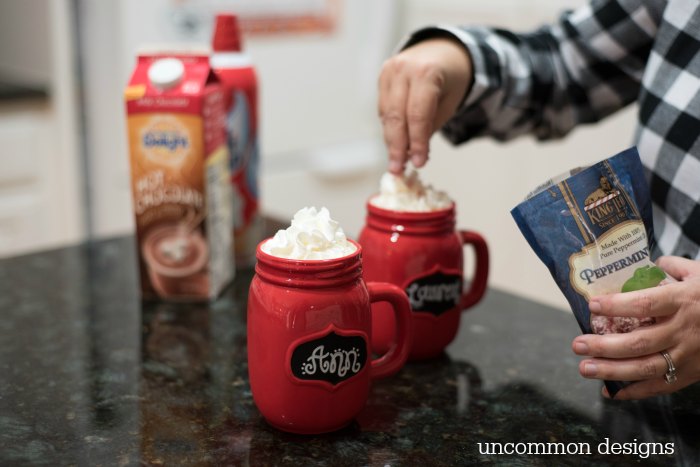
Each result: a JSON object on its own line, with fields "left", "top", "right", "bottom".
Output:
{"left": 583, "top": 175, "right": 626, "bottom": 226}
{"left": 584, "top": 176, "right": 615, "bottom": 205}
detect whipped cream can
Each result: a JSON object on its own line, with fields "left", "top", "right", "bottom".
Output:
{"left": 211, "top": 14, "right": 262, "bottom": 269}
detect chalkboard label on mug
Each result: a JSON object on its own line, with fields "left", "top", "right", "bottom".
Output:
{"left": 290, "top": 331, "right": 367, "bottom": 385}
{"left": 404, "top": 268, "right": 463, "bottom": 316}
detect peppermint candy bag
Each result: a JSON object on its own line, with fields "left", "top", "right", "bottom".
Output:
{"left": 511, "top": 147, "right": 670, "bottom": 397}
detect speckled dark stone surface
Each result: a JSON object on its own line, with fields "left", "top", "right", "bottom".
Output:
{"left": 1, "top": 236, "right": 698, "bottom": 466}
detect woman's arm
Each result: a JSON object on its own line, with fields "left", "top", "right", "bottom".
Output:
{"left": 379, "top": 0, "right": 663, "bottom": 173}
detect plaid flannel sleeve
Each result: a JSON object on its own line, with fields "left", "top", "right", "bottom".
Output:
{"left": 402, "top": 0, "right": 661, "bottom": 144}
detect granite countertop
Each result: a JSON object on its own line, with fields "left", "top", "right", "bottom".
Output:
{"left": 1, "top": 236, "right": 699, "bottom": 466}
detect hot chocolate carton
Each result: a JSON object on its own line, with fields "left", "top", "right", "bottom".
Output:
{"left": 125, "top": 53, "right": 234, "bottom": 301}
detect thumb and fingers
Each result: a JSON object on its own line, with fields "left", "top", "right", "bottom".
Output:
{"left": 578, "top": 257, "right": 700, "bottom": 399}
{"left": 406, "top": 76, "right": 441, "bottom": 169}
{"left": 379, "top": 68, "right": 410, "bottom": 174}
{"left": 379, "top": 64, "right": 441, "bottom": 174}
{"left": 378, "top": 39, "right": 472, "bottom": 174}
{"left": 656, "top": 255, "right": 700, "bottom": 280}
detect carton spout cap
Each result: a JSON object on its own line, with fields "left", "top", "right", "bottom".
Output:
{"left": 212, "top": 14, "right": 242, "bottom": 52}
{"left": 147, "top": 58, "right": 185, "bottom": 90}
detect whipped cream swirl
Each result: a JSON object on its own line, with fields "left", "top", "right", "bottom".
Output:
{"left": 370, "top": 170, "right": 452, "bottom": 212}
{"left": 262, "top": 207, "right": 357, "bottom": 260}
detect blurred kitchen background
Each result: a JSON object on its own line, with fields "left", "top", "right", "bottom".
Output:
{"left": 0, "top": 0, "right": 636, "bottom": 309}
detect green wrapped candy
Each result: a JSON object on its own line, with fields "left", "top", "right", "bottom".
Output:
{"left": 621, "top": 265, "right": 666, "bottom": 293}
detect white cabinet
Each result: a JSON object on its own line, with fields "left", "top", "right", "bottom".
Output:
{"left": 0, "top": 103, "right": 51, "bottom": 256}
{"left": 0, "top": 0, "right": 84, "bottom": 258}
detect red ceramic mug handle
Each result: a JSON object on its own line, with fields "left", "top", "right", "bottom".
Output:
{"left": 459, "top": 230, "right": 489, "bottom": 311}
{"left": 367, "top": 282, "right": 412, "bottom": 379}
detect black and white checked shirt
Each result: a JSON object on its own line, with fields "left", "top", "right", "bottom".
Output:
{"left": 405, "top": 0, "right": 700, "bottom": 260}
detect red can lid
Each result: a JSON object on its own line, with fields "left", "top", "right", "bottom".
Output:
{"left": 212, "top": 14, "right": 242, "bottom": 52}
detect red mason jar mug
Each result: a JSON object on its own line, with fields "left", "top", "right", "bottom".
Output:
{"left": 247, "top": 239, "right": 412, "bottom": 434}
{"left": 358, "top": 202, "right": 489, "bottom": 360}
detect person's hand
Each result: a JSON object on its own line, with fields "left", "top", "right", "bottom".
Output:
{"left": 572, "top": 256, "right": 700, "bottom": 399}
{"left": 378, "top": 38, "right": 473, "bottom": 174}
